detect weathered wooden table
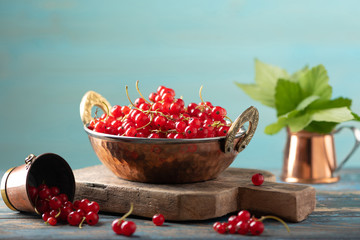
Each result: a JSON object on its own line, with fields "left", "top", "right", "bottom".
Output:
{"left": 1, "top": 168, "right": 359, "bottom": 239}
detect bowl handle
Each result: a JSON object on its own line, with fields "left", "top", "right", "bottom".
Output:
{"left": 80, "top": 91, "right": 112, "bottom": 125}
{"left": 225, "top": 106, "right": 259, "bottom": 153}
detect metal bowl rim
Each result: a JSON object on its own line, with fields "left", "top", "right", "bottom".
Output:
{"left": 84, "top": 125, "right": 245, "bottom": 143}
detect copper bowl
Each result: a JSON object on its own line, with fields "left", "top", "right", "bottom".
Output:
{"left": 80, "top": 91, "right": 259, "bottom": 184}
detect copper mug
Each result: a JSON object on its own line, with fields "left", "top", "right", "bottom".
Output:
{"left": 282, "top": 126, "right": 360, "bottom": 184}
{"left": 1, "top": 153, "right": 75, "bottom": 212}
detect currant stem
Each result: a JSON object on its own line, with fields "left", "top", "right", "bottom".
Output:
{"left": 258, "top": 215, "right": 291, "bottom": 233}
{"left": 116, "top": 203, "right": 134, "bottom": 226}
{"left": 34, "top": 207, "right": 41, "bottom": 215}
{"left": 199, "top": 85, "right": 204, "bottom": 103}
{"left": 224, "top": 116, "right": 233, "bottom": 123}
{"left": 102, "top": 101, "right": 110, "bottom": 117}
{"left": 125, "top": 85, "right": 136, "bottom": 108}
{"left": 79, "top": 216, "right": 86, "bottom": 229}
{"left": 55, "top": 208, "right": 61, "bottom": 218}
{"left": 136, "top": 80, "right": 151, "bottom": 104}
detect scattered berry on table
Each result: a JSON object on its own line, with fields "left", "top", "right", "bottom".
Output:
{"left": 252, "top": 173, "right": 265, "bottom": 186}
{"left": 152, "top": 213, "right": 165, "bottom": 226}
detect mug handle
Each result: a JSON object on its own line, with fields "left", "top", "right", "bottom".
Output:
{"left": 333, "top": 126, "right": 360, "bottom": 173}
{"left": 225, "top": 106, "right": 259, "bottom": 153}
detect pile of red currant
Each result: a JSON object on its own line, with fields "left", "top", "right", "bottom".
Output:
{"left": 28, "top": 184, "right": 99, "bottom": 227}
{"left": 213, "top": 210, "right": 290, "bottom": 236}
{"left": 88, "top": 82, "right": 231, "bottom": 139}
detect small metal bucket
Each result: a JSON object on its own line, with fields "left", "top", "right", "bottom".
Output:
{"left": 1, "top": 153, "right": 75, "bottom": 212}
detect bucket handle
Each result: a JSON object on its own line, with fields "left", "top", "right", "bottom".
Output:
{"left": 225, "top": 106, "right": 259, "bottom": 153}
{"left": 333, "top": 126, "right": 360, "bottom": 173}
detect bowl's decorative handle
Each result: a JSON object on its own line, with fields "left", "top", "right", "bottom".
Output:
{"left": 80, "top": 91, "right": 112, "bottom": 125}
{"left": 225, "top": 106, "right": 259, "bottom": 153}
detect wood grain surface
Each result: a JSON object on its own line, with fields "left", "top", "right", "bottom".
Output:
{"left": 1, "top": 168, "right": 360, "bottom": 239}
{"left": 73, "top": 165, "right": 315, "bottom": 222}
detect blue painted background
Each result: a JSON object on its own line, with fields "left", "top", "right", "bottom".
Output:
{"left": 1, "top": 0, "right": 360, "bottom": 172}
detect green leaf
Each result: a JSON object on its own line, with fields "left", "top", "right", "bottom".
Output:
{"left": 264, "top": 116, "right": 288, "bottom": 135}
{"left": 287, "top": 113, "right": 313, "bottom": 132}
{"left": 234, "top": 83, "right": 275, "bottom": 108}
{"left": 307, "top": 97, "right": 352, "bottom": 110}
{"left": 311, "top": 107, "right": 354, "bottom": 122}
{"left": 289, "top": 65, "right": 309, "bottom": 82}
{"left": 304, "top": 121, "right": 338, "bottom": 133}
{"left": 275, "top": 79, "right": 303, "bottom": 116}
{"left": 352, "top": 112, "right": 360, "bottom": 121}
{"left": 296, "top": 95, "right": 320, "bottom": 111}
{"left": 254, "top": 59, "right": 289, "bottom": 87}
{"left": 298, "top": 64, "right": 332, "bottom": 99}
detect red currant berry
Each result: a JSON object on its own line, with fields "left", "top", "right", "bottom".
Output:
{"left": 148, "top": 133, "right": 160, "bottom": 138}
{"left": 38, "top": 188, "right": 51, "bottom": 200}
{"left": 121, "top": 106, "right": 130, "bottom": 115}
{"left": 169, "top": 102, "right": 181, "bottom": 114}
{"left": 213, "top": 221, "right": 221, "bottom": 231}
{"left": 151, "top": 102, "right": 163, "bottom": 111}
{"left": 237, "top": 210, "right": 251, "bottom": 222}
{"left": 49, "top": 196, "right": 62, "bottom": 210}
{"left": 85, "top": 211, "right": 99, "bottom": 225}
{"left": 125, "top": 127, "right": 137, "bottom": 137}
{"left": 184, "top": 125, "right": 197, "bottom": 138}
{"left": 249, "top": 221, "right": 264, "bottom": 236}
{"left": 134, "top": 98, "right": 145, "bottom": 108}
{"left": 37, "top": 184, "right": 48, "bottom": 191}
{"left": 161, "top": 93, "right": 174, "bottom": 103}
{"left": 67, "top": 211, "right": 82, "bottom": 226}
{"left": 94, "top": 121, "right": 106, "bottom": 133}
{"left": 227, "top": 223, "right": 237, "bottom": 234}
{"left": 49, "top": 209, "right": 60, "bottom": 219}
{"left": 175, "top": 98, "right": 185, "bottom": 108}
{"left": 112, "top": 219, "right": 124, "bottom": 235}
{"left": 111, "top": 105, "right": 124, "bottom": 119}
{"left": 160, "top": 87, "right": 175, "bottom": 97}
{"left": 60, "top": 206, "right": 72, "bottom": 221}
{"left": 187, "top": 103, "right": 198, "bottom": 112}
{"left": 174, "top": 133, "right": 184, "bottom": 139}
{"left": 36, "top": 199, "right": 50, "bottom": 214}
{"left": 228, "top": 215, "right": 239, "bottom": 225}
{"left": 217, "top": 126, "right": 230, "bottom": 137}
{"left": 188, "top": 117, "right": 201, "bottom": 128}
{"left": 216, "top": 222, "right": 228, "bottom": 234}
{"left": 76, "top": 209, "right": 86, "bottom": 218}
{"left": 47, "top": 217, "right": 57, "bottom": 226}
{"left": 175, "top": 121, "right": 186, "bottom": 133}
{"left": 153, "top": 115, "right": 166, "bottom": 128}
{"left": 87, "top": 201, "right": 100, "bottom": 214}
{"left": 236, "top": 220, "right": 250, "bottom": 235}
{"left": 73, "top": 200, "right": 81, "bottom": 210}
{"left": 252, "top": 173, "right": 264, "bottom": 186}
{"left": 149, "top": 92, "right": 158, "bottom": 102}
{"left": 121, "top": 220, "right": 136, "bottom": 236}
{"left": 57, "top": 193, "right": 68, "bottom": 203}
{"left": 28, "top": 186, "right": 38, "bottom": 202}
{"left": 63, "top": 200, "right": 73, "bottom": 209}
{"left": 157, "top": 85, "right": 166, "bottom": 94}
{"left": 42, "top": 212, "right": 50, "bottom": 222}
{"left": 211, "top": 106, "right": 227, "bottom": 120}
{"left": 152, "top": 213, "right": 165, "bottom": 226}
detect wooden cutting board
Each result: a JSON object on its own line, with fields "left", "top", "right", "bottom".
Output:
{"left": 73, "top": 165, "right": 315, "bottom": 223}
